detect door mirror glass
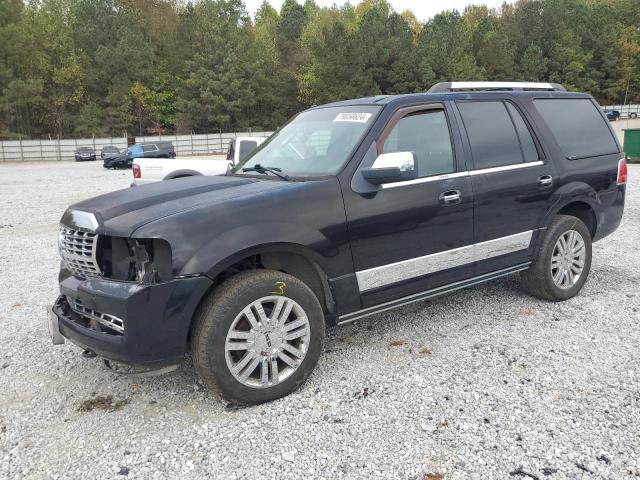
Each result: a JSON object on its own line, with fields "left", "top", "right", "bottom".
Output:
{"left": 362, "top": 152, "right": 417, "bottom": 185}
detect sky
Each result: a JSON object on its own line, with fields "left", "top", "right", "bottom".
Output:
{"left": 243, "top": 0, "right": 510, "bottom": 21}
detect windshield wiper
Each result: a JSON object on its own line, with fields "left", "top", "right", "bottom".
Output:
{"left": 242, "top": 164, "right": 290, "bottom": 181}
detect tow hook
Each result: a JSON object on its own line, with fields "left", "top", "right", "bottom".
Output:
{"left": 82, "top": 349, "right": 97, "bottom": 359}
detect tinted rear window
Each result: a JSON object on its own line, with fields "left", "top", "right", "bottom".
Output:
{"left": 457, "top": 101, "right": 523, "bottom": 169}
{"left": 534, "top": 98, "right": 619, "bottom": 159}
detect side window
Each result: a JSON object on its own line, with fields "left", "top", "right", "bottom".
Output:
{"left": 142, "top": 144, "right": 156, "bottom": 152}
{"left": 382, "top": 110, "right": 454, "bottom": 178}
{"left": 533, "top": 98, "right": 619, "bottom": 159}
{"left": 458, "top": 101, "right": 524, "bottom": 169}
{"left": 505, "top": 102, "right": 539, "bottom": 162}
{"left": 238, "top": 140, "right": 257, "bottom": 161}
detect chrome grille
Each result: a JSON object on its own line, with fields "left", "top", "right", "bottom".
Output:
{"left": 58, "top": 226, "right": 101, "bottom": 278}
{"left": 72, "top": 299, "right": 125, "bottom": 335}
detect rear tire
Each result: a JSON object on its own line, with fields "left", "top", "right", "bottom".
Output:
{"left": 191, "top": 270, "right": 325, "bottom": 405}
{"left": 520, "top": 215, "right": 592, "bottom": 301}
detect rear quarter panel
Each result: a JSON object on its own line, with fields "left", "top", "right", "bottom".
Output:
{"left": 522, "top": 94, "right": 625, "bottom": 241}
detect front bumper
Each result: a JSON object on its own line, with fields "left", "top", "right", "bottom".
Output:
{"left": 50, "top": 273, "right": 212, "bottom": 367}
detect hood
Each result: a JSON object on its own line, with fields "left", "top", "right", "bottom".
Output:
{"left": 62, "top": 175, "right": 293, "bottom": 236}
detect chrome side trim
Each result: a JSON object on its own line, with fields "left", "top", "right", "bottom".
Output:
{"left": 378, "top": 161, "right": 543, "bottom": 189}
{"left": 468, "top": 161, "right": 543, "bottom": 176}
{"left": 339, "top": 262, "right": 531, "bottom": 325}
{"left": 355, "top": 230, "right": 533, "bottom": 292}
{"left": 381, "top": 171, "right": 469, "bottom": 189}
{"left": 473, "top": 230, "right": 533, "bottom": 261}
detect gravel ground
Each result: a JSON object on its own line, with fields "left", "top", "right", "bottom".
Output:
{"left": 1, "top": 161, "right": 639, "bottom": 480}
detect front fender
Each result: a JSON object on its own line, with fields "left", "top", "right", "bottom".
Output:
{"left": 181, "top": 222, "right": 341, "bottom": 278}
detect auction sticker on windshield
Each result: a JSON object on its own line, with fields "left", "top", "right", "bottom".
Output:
{"left": 333, "top": 112, "right": 372, "bottom": 123}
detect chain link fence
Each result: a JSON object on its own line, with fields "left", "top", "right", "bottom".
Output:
{"left": 0, "top": 137, "right": 128, "bottom": 162}
{"left": 0, "top": 131, "right": 273, "bottom": 162}
{"left": 135, "top": 132, "right": 273, "bottom": 157}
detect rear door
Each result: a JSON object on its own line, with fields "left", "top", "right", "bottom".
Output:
{"left": 142, "top": 144, "right": 159, "bottom": 157}
{"left": 343, "top": 103, "right": 474, "bottom": 307}
{"left": 453, "top": 98, "right": 557, "bottom": 275}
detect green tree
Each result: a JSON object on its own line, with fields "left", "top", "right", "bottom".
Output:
{"left": 416, "top": 10, "right": 485, "bottom": 87}
{"left": 516, "top": 44, "right": 547, "bottom": 80}
{"left": 299, "top": 15, "right": 376, "bottom": 105}
{"left": 1, "top": 0, "right": 640, "bottom": 137}
{"left": 353, "top": 2, "right": 416, "bottom": 93}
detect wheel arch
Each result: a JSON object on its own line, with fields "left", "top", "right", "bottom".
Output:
{"left": 204, "top": 244, "right": 336, "bottom": 317}
{"left": 542, "top": 182, "right": 600, "bottom": 240}
{"left": 555, "top": 201, "right": 597, "bottom": 239}
{"left": 163, "top": 169, "right": 203, "bottom": 180}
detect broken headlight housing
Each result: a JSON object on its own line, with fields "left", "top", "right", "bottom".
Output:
{"left": 98, "top": 236, "right": 173, "bottom": 284}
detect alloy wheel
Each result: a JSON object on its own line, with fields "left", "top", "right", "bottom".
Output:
{"left": 550, "top": 229, "right": 586, "bottom": 289}
{"left": 224, "top": 296, "right": 310, "bottom": 388}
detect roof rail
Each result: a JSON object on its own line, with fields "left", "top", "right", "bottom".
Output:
{"left": 427, "top": 81, "right": 566, "bottom": 93}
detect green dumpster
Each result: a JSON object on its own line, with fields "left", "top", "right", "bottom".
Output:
{"left": 623, "top": 128, "right": 640, "bottom": 162}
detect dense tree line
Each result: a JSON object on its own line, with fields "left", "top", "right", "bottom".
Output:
{"left": 0, "top": 0, "right": 639, "bottom": 139}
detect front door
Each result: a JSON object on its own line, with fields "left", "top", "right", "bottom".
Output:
{"left": 343, "top": 103, "right": 474, "bottom": 308}
{"left": 453, "top": 98, "right": 557, "bottom": 275}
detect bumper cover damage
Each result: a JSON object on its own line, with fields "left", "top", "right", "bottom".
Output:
{"left": 49, "top": 272, "right": 212, "bottom": 367}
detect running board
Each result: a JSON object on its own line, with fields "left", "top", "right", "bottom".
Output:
{"left": 337, "top": 262, "right": 531, "bottom": 325}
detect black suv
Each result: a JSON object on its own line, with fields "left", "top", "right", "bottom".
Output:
{"left": 49, "top": 82, "right": 627, "bottom": 404}
{"left": 128, "top": 141, "right": 176, "bottom": 159}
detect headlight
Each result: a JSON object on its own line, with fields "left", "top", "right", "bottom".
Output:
{"left": 100, "top": 236, "right": 172, "bottom": 283}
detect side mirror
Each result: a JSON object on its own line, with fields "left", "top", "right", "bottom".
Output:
{"left": 361, "top": 152, "right": 417, "bottom": 185}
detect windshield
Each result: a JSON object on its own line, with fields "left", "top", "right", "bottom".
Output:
{"left": 233, "top": 105, "right": 381, "bottom": 177}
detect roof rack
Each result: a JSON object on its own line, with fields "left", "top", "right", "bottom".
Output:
{"left": 428, "top": 81, "right": 566, "bottom": 93}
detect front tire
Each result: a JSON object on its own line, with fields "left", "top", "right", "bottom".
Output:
{"left": 191, "top": 270, "right": 325, "bottom": 405}
{"left": 520, "top": 215, "right": 592, "bottom": 301}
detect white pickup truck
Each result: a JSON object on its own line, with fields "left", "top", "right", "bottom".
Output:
{"left": 132, "top": 136, "right": 267, "bottom": 185}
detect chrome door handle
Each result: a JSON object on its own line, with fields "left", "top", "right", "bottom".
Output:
{"left": 538, "top": 175, "right": 553, "bottom": 186}
{"left": 439, "top": 190, "right": 461, "bottom": 205}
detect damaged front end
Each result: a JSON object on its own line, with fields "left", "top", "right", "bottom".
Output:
{"left": 49, "top": 210, "right": 212, "bottom": 367}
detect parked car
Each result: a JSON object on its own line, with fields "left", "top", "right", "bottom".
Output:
{"left": 127, "top": 141, "right": 176, "bottom": 160}
{"left": 604, "top": 109, "right": 620, "bottom": 121}
{"left": 49, "top": 82, "right": 626, "bottom": 405}
{"left": 74, "top": 146, "right": 96, "bottom": 161}
{"left": 131, "top": 137, "right": 267, "bottom": 185}
{"left": 100, "top": 145, "right": 121, "bottom": 160}
{"left": 103, "top": 153, "right": 131, "bottom": 170}
{"left": 602, "top": 104, "right": 639, "bottom": 119}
